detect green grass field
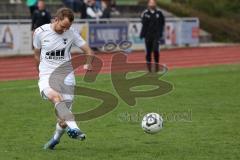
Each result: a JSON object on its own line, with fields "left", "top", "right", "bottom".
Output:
{"left": 0, "top": 64, "right": 240, "bottom": 160}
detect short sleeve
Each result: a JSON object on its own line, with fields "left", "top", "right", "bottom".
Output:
{"left": 72, "top": 28, "right": 86, "bottom": 48}
{"left": 33, "top": 28, "right": 42, "bottom": 49}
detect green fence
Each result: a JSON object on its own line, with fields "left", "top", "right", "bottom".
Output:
{"left": 116, "top": 0, "right": 138, "bottom": 5}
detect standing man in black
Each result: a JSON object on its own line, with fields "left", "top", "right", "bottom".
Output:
{"left": 140, "top": 0, "right": 165, "bottom": 72}
{"left": 31, "top": 0, "right": 51, "bottom": 31}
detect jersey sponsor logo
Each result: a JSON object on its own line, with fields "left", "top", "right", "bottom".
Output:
{"left": 45, "top": 48, "right": 65, "bottom": 60}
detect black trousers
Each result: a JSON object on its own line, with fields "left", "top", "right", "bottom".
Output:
{"left": 144, "top": 38, "right": 160, "bottom": 72}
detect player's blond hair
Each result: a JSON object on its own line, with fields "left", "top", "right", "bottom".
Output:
{"left": 55, "top": 8, "right": 74, "bottom": 22}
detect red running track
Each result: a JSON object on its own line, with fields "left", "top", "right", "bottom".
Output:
{"left": 0, "top": 46, "right": 240, "bottom": 81}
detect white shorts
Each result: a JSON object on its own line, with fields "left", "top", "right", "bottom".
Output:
{"left": 38, "top": 72, "right": 76, "bottom": 101}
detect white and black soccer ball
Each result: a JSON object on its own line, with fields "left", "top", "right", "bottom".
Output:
{"left": 141, "top": 113, "right": 163, "bottom": 134}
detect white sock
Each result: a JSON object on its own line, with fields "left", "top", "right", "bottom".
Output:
{"left": 53, "top": 123, "right": 65, "bottom": 141}
{"left": 65, "top": 121, "right": 80, "bottom": 130}
{"left": 54, "top": 101, "right": 79, "bottom": 130}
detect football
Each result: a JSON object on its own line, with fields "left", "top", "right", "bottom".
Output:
{"left": 141, "top": 113, "right": 163, "bottom": 134}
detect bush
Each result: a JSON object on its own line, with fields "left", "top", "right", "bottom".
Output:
{"left": 158, "top": 2, "right": 240, "bottom": 42}
{"left": 172, "top": 0, "right": 240, "bottom": 19}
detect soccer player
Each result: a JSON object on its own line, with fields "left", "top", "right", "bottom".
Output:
{"left": 140, "top": 0, "right": 165, "bottom": 72}
{"left": 33, "top": 7, "right": 94, "bottom": 150}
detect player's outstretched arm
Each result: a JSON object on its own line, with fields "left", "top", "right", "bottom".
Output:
{"left": 34, "top": 48, "right": 41, "bottom": 72}
{"left": 80, "top": 44, "right": 95, "bottom": 70}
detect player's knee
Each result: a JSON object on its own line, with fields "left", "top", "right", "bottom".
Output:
{"left": 49, "top": 94, "right": 62, "bottom": 103}
{"left": 58, "top": 120, "right": 68, "bottom": 128}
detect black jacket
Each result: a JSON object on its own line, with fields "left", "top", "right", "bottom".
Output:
{"left": 101, "top": 7, "right": 111, "bottom": 18}
{"left": 140, "top": 8, "right": 165, "bottom": 40}
{"left": 32, "top": 9, "right": 51, "bottom": 31}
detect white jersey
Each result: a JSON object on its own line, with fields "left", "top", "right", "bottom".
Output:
{"left": 33, "top": 24, "right": 86, "bottom": 75}
{"left": 33, "top": 24, "right": 86, "bottom": 97}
